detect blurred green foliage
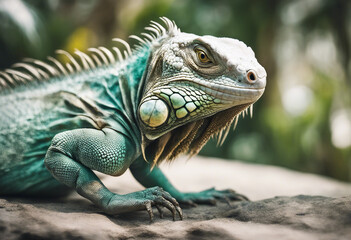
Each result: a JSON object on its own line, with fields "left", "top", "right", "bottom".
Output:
{"left": 0, "top": 0, "right": 350, "bottom": 181}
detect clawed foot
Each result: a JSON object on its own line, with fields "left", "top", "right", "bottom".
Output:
{"left": 142, "top": 187, "right": 183, "bottom": 222}
{"left": 103, "top": 186, "right": 182, "bottom": 222}
{"left": 175, "top": 187, "right": 249, "bottom": 206}
{"left": 101, "top": 187, "right": 247, "bottom": 222}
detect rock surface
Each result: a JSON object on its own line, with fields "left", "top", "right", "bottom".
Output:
{"left": 1, "top": 156, "right": 351, "bottom": 240}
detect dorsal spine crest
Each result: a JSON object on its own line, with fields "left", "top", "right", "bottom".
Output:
{"left": 0, "top": 17, "right": 179, "bottom": 90}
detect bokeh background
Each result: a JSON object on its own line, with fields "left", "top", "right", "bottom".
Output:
{"left": 0, "top": 0, "right": 350, "bottom": 181}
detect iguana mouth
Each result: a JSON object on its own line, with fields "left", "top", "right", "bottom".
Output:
{"left": 166, "top": 79, "right": 265, "bottom": 103}
{"left": 192, "top": 82, "right": 265, "bottom": 103}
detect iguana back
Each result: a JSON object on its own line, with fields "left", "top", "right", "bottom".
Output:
{"left": 0, "top": 46, "right": 149, "bottom": 195}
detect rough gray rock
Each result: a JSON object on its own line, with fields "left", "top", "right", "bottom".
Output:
{"left": 1, "top": 156, "right": 351, "bottom": 240}
{"left": 225, "top": 195, "right": 351, "bottom": 237}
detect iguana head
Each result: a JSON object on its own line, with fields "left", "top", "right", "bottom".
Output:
{"left": 137, "top": 18, "right": 266, "bottom": 164}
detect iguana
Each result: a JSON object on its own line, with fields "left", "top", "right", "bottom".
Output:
{"left": 0, "top": 17, "right": 266, "bottom": 221}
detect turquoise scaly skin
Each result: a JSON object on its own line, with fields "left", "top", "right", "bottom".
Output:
{"left": 0, "top": 18, "right": 266, "bottom": 221}
{"left": 0, "top": 48, "right": 149, "bottom": 196}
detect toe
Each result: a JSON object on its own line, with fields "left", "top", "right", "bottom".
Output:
{"left": 145, "top": 201, "right": 154, "bottom": 223}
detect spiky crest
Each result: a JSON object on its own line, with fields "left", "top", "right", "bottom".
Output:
{"left": 0, "top": 17, "right": 180, "bottom": 91}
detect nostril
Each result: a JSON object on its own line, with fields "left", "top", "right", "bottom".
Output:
{"left": 247, "top": 70, "right": 256, "bottom": 83}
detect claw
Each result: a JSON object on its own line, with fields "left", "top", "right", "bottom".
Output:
{"left": 229, "top": 191, "right": 250, "bottom": 201}
{"left": 220, "top": 189, "right": 250, "bottom": 202}
{"left": 155, "top": 197, "right": 177, "bottom": 221}
{"left": 213, "top": 192, "right": 233, "bottom": 206}
{"left": 162, "top": 192, "right": 183, "bottom": 220}
{"left": 194, "top": 197, "right": 217, "bottom": 205}
{"left": 176, "top": 206, "right": 183, "bottom": 220}
{"left": 235, "top": 194, "right": 250, "bottom": 201}
{"left": 145, "top": 201, "right": 154, "bottom": 223}
{"left": 155, "top": 205, "right": 164, "bottom": 219}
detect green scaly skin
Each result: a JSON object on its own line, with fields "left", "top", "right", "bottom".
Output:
{"left": 0, "top": 18, "right": 266, "bottom": 221}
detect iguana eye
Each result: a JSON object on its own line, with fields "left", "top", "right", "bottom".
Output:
{"left": 195, "top": 49, "right": 211, "bottom": 63}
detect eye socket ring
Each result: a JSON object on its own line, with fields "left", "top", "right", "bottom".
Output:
{"left": 189, "top": 44, "right": 224, "bottom": 73}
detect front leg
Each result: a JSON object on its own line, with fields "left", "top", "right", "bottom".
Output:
{"left": 45, "top": 128, "right": 182, "bottom": 221}
{"left": 130, "top": 157, "right": 249, "bottom": 208}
